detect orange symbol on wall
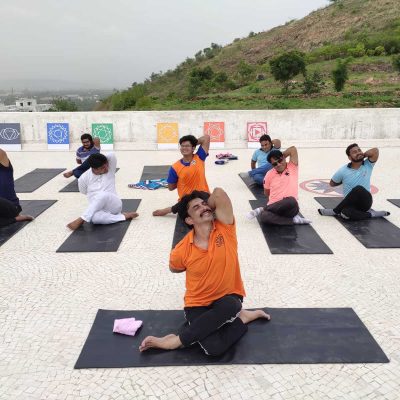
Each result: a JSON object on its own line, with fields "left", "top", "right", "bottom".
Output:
{"left": 204, "top": 122, "right": 225, "bottom": 142}
{"left": 247, "top": 122, "right": 267, "bottom": 142}
{"left": 157, "top": 123, "right": 179, "bottom": 143}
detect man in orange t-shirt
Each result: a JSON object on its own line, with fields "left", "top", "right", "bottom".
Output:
{"left": 140, "top": 188, "right": 270, "bottom": 356}
{"left": 153, "top": 134, "right": 210, "bottom": 217}
{"left": 246, "top": 146, "right": 311, "bottom": 225}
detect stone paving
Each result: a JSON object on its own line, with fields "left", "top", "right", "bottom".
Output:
{"left": 1, "top": 143, "right": 400, "bottom": 400}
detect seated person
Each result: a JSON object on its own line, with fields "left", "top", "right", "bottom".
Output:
{"left": 248, "top": 135, "right": 281, "bottom": 186}
{"left": 63, "top": 134, "right": 100, "bottom": 179}
{"left": 318, "top": 144, "right": 389, "bottom": 220}
{"left": 247, "top": 146, "right": 311, "bottom": 225}
{"left": 0, "top": 148, "right": 33, "bottom": 228}
{"left": 153, "top": 134, "right": 210, "bottom": 217}
{"left": 66, "top": 153, "right": 138, "bottom": 230}
{"left": 140, "top": 188, "right": 270, "bottom": 356}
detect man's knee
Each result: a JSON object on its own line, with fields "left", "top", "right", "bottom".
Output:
{"left": 215, "top": 295, "right": 242, "bottom": 318}
{"left": 351, "top": 185, "right": 368, "bottom": 195}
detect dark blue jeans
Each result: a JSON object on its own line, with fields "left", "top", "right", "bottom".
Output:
{"left": 248, "top": 164, "right": 272, "bottom": 186}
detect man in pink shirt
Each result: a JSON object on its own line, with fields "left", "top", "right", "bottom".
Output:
{"left": 247, "top": 146, "right": 311, "bottom": 225}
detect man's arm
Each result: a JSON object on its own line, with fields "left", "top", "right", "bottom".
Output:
{"left": 264, "top": 188, "right": 270, "bottom": 198}
{"left": 78, "top": 175, "right": 88, "bottom": 195}
{"left": 329, "top": 179, "right": 341, "bottom": 187}
{"left": 282, "top": 146, "right": 298, "bottom": 166}
{"left": 364, "top": 147, "right": 379, "bottom": 163}
{"left": 106, "top": 153, "right": 117, "bottom": 173}
{"left": 93, "top": 137, "right": 101, "bottom": 149}
{"left": 272, "top": 139, "right": 281, "bottom": 149}
{"left": 251, "top": 160, "right": 256, "bottom": 170}
{"left": 168, "top": 183, "right": 177, "bottom": 191}
{"left": 169, "top": 265, "right": 185, "bottom": 273}
{"left": 207, "top": 187, "right": 233, "bottom": 225}
{"left": 197, "top": 135, "right": 211, "bottom": 154}
{"left": 76, "top": 158, "right": 82, "bottom": 165}
{"left": 0, "top": 148, "right": 10, "bottom": 167}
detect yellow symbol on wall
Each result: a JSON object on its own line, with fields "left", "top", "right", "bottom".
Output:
{"left": 157, "top": 123, "right": 179, "bottom": 143}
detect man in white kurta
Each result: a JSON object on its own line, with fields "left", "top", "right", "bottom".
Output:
{"left": 67, "top": 153, "right": 138, "bottom": 230}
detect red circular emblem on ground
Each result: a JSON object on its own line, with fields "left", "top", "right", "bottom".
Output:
{"left": 299, "top": 179, "right": 378, "bottom": 197}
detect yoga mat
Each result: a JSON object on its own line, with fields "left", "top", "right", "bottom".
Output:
{"left": 60, "top": 168, "right": 120, "bottom": 192}
{"left": 0, "top": 200, "right": 57, "bottom": 247}
{"left": 14, "top": 169, "right": 65, "bottom": 193}
{"left": 172, "top": 216, "right": 191, "bottom": 248}
{"left": 140, "top": 165, "right": 170, "bottom": 181}
{"left": 387, "top": 199, "right": 400, "bottom": 208}
{"left": 315, "top": 197, "right": 400, "bottom": 248}
{"left": 74, "top": 308, "right": 388, "bottom": 369}
{"left": 239, "top": 172, "right": 266, "bottom": 201}
{"left": 249, "top": 199, "right": 332, "bottom": 254}
{"left": 56, "top": 199, "right": 141, "bottom": 253}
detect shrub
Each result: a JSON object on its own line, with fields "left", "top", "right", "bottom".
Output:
{"left": 332, "top": 59, "right": 349, "bottom": 92}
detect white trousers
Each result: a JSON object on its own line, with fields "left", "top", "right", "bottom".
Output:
{"left": 81, "top": 192, "right": 125, "bottom": 224}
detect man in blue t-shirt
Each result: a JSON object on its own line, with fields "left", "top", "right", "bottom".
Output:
{"left": 63, "top": 134, "right": 101, "bottom": 179}
{"left": 248, "top": 134, "right": 281, "bottom": 186}
{"left": 318, "top": 143, "right": 389, "bottom": 220}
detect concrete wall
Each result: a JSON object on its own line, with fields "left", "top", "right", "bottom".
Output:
{"left": 1, "top": 108, "right": 399, "bottom": 150}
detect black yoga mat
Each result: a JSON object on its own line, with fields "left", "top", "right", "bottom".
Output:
{"left": 387, "top": 199, "right": 400, "bottom": 208}
{"left": 239, "top": 172, "right": 266, "bottom": 201}
{"left": 60, "top": 168, "right": 120, "bottom": 192}
{"left": 249, "top": 199, "right": 332, "bottom": 254}
{"left": 14, "top": 168, "right": 65, "bottom": 193}
{"left": 172, "top": 216, "right": 191, "bottom": 248}
{"left": 0, "top": 200, "right": 57, "bottom": 247}
{"left": 74, "top": 307, "right": 388, "bottom": 369}
{"left": 56, "top": 199, "right": 141, "bottom": 253}
{"left": 140, "top": 165, "right": 170, "bottom": 181}
{"left": 315, "top": 197, "right": 400, "bottom": 248}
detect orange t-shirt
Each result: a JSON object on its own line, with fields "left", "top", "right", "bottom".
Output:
{"left": 169, "top": 220, "right": 246, "bottom": 307}
{"left": 170, "top": 154, "right": 210, "bottom": 200}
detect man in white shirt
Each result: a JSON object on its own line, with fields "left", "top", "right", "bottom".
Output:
{"left": 67, "top": 153, "right": 138, "bottom": 230}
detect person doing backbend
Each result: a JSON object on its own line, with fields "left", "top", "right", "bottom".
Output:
{"left": 67, "top": 153, "right": 138, "bottom": 230}
{"left": 140, "top": 188, "right": 270, "bottom": 355}
{"left": 247, "top": 146, "right": 311, "bottom": 225}
{"left": 153, "top": 134, "right": 210, "bottom": 217}
{"left": 318, "top": 144, "right": 389, "bottom": 220}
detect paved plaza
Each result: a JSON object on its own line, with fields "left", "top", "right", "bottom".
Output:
{"left": 1, "top": 142, "right": 400, "bottom": 400}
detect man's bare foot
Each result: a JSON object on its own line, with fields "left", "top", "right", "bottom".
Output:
{"left": 123, "top": 211, "right": 139, "bottom": 220}
{"left": 239, "top": 309, "right": 271, "bottom": 324}
{"left": 63, "top": 171, "right": 74, "bottom": 178}
{"left": 139, "top": 334, "right": 182, "bottom": 352}
{"left": 152, "top": 207, "right": 172, "bottom": 216}
{"left": 15, "top": 214, "right": 34, "bottom": 222}
{"left": 67, "top": 217, "right": 84, "bottom": 230}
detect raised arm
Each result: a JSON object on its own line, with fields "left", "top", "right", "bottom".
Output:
{"left": 0, "top": 148, "right": 10, "bottom": 167}
{"left": 272, "top": 138, "right": 281, "bottom": 149}
{"left": 93, "top": 137, "right": 101, "bottom": 149}
{"left": 106, "top": 152, "right": 117, "bottom": 173}
{"left": 282, "top": 146, "right": 298, "bottom": 166}
{"left": 207, "top": 187, "right": 233, "bottom": 225}
{"left": 364, "top": 147, "right": 379, "bottom": 163}
{"left": 197, "top": 135, "right": 211, "bottom": 154}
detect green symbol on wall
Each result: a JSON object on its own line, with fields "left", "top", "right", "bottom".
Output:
{"left": 92, "top": 123, "right": 113, "bottom": 144}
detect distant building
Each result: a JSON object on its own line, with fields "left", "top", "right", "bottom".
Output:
{"left": 0, "top": 98, "right": 52, "bottom": 112}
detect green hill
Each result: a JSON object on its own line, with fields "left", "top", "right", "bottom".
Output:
{"left": 99, "top": 0, "right": 400, "bottom": 111}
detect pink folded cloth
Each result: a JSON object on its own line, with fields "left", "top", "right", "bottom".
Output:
{"left": 113, "top": 318, "right": 143, "bottom": 336}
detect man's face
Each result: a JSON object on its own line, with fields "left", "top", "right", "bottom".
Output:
{"left": 92, "top": 162, "right": 109, "bottom": 175}
{"left": 271, "top": 156, "right": 286, "bottom": 173}
{"left": 180, "top": 141, "right": 195, "bottom": 157}
{"left": 260, "top": 140, "right": 272, "bottom": 152}
{"left": 185, "top": 198, "right": 213, "bottom": 227}
{"left": 348, "top": 146, "right": 364, "bottom": 162}
{"left": 82, "top": 138, "right": 92, "bottom": 149}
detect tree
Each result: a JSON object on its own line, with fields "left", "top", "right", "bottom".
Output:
{"left": 392, "top": 54, "right": 400, "bottom": 73}
{"left": 49, "top": 98, "right": 78, "bottom": 112}
{"left": 237, "top": 60, "right": 253, "bottom": 85}
{"left": 332, "top": 59, "right": 349, "bottom": 92}
{"left": 303, "top": 71, "right": 324, "bottom": 94}
{"left": 269, "top": 51, "right": 306, "bottom": 94}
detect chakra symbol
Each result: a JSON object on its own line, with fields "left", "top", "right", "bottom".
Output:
{"left": 48, "top": 124, "right": 68, "bottom": 144}
{"left": 205, "top": 122, "right": 224, "bottom": 141}
{"left": 0, "top": 127, "right": 20, "bottom": 141}
{"left": 247, "top": 122, "right": 267, "bottom": 141}
{"left": 299, "top": 179, "right": 378, "bottom": 196}
{"left": 93, "top": 125, "right": 113, "bottom": 143}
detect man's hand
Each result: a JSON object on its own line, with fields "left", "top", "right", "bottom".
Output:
{"left": 93, "top": 137, "right": 101, "bottom": 148}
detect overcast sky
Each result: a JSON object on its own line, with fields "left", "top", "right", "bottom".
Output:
{"left": 0, "top": 0, "right": 330, "bottom": 89}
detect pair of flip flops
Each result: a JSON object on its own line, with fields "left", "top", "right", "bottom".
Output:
{"left": 216, "top": 153, "right": 238, "bottom": 160}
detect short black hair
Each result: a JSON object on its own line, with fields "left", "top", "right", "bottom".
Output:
{"left": 176, "top": 190, "right": 210, "bottom": 229}
{"left": 179, "top": 135, "right": 198, "bottom": 147}
{"left": 346, "top": 143, "right": 359, "bottom": 156}
{"left": 88, "top": 153, "right": 107, "bottom": 169}
{"left": 81, "top": 133, "right": 93, "bottom": 142}
{"left": 267, "top": 149, "right": 283, "bottom": 163}
{"left": 259, "top": 134, "right": 272, "bottom": 143}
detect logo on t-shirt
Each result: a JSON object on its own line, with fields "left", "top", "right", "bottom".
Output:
{"left": 191, "top": 159, "right": 196, "bottom": 166}
{"left": 215, "top": 234, "right": 224, "bottom": 247}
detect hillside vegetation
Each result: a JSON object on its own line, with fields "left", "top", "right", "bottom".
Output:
{"left": 99, "top": 0, "right": 400, "bottom": 110}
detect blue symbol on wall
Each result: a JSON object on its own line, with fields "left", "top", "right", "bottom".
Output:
{"left": 47, "top": 123, "right": 69, "bottom": 144}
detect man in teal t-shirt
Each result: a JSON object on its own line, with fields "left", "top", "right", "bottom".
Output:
{"left": 318, "top": 143, "right": 389, "bottom": 220}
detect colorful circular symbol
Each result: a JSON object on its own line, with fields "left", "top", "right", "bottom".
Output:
{"left": 300, "top": 179, "right": 378, "bottom": 196}
{"left": 0, "top": 127, "right": 20, "bottom": 141}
